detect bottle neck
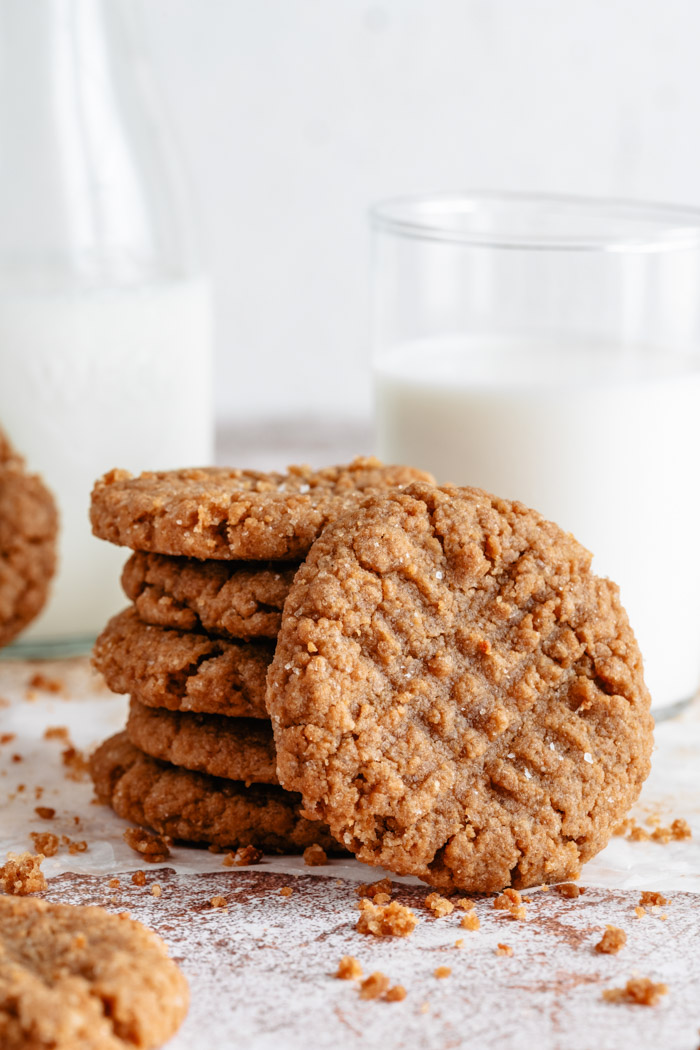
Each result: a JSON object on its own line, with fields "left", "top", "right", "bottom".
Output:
{"left": 0, "top": 0, "right": 199, "bottom": 292}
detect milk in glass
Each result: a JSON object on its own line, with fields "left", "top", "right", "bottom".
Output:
{"left": 376, "top": 335, "right": 700, "bottom": 711}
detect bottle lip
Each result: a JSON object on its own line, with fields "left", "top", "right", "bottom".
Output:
{"left": 369, "top": 191, "right": 700, "bottom": 253}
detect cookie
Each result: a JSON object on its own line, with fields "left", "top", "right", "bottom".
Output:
{"left": 121, "top": 551, "right": 297, "bottom": 640}
{"left": 93, "top": 608, "right": 271, "bottom": 719}
{"left": 0, "top": 430, "right": 58, "bottom": 648}
{"left": 90, "top": 458, "right": 434, "bottom": 561}
{"left": 126, "top": 700, "right": 278, "bottom": 784}
{"left": 0, "top": 894, "right": 188, "bottom": 1050}
{"left": 90, "top": 732, "right": 339, "bottom": 854}
{"left": 267, "top": 482, "right": 653, "bottom": 893}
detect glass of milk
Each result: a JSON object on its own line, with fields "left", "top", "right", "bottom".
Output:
{"left": 371, "top": 192, "right": 700, "bottom": 716}
{"left": 0, "top": 0, "right": 213, "bottom": 657}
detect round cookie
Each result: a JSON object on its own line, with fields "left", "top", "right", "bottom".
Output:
{"left": 0, "top": 429, "right": 58, "bottom": 648}
{"left": 90, "top": 458, "right": 434, "bottom": 561}
{"left": 122, "top": 551, "right": 297, "bottom": 640}
{"left": 90, "top": 732, "right": 340, "bottom": 854}
{"left": 126, "top": 700, "right": 278, "bottom": 784}
{"left": 267, "top": 482, "right": 654, "bottom": 893}
{"left": 93, "top": 608, "right": 272, "bottom": 718}
{"left": 0, "top": 894, "right": 188, "bottom": 1050}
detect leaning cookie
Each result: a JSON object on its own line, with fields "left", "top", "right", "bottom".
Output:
{"left": 0, "top": 894, "right": 188, "bottom": 1050}
{"left": 91, "top": 458, "right": 434, "bottom": 562}
{"left": 0, "top": 429, "right": 58, "bottom": 648}
{"left": 90, "top": 732, "right": 340, "bottom": 854}
{"left": 126, "top": 700, "right": 278, "bottom": 784}
{"left": 93, "top": 608, "right": 272, "bottom": 719}
{"left": 122, "top": 551, "right": 297, "bottom": 641}
{"left": 267, "top": 482, "right": 654, "bottom": 893}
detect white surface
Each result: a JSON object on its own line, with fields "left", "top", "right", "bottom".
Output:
{"left": 0, "top": 278, "right": 213, "bottom": 642}
{"left": 375, "top": 336, "right": 700, "bottom": 711}
{"left": 0, "top": 656, "right": 698, "bottom": 893}
{"left": 139, "top": 0, "right": 700, "bottom": 423}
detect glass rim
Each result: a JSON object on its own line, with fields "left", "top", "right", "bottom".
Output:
{"left": 369, "top": 191, "right": 700, "bottom": 252}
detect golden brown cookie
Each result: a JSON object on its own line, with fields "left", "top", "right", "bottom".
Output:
{"left": 0, "top": 430, "right": 58, "bottom": 648}
{"left": 267, "top": 482, "right": 654, "bottom": 894}
{"left": 0, "top": 894, "right": 188, "bottom": 1050}
{"left": 121, "top": 551, "right": 297, "bottom": 640}
{"left": 93, "top": 608, "right": 271, "bottom": 718}
{"left": 90, "top": 732, "right": 340, "bottom": 854}
{"left": 126, "top": 700, "right": 278, "bottom": 784}
{"left": 90, "top": 458, "right": 434, "bottom": 561}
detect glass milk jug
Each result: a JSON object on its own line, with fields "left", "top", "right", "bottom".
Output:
{"left": 0, "top": 0, "right": 214, "bottom": 656}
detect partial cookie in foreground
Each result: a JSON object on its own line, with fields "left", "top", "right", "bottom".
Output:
{"left": 90, "top": 732, "right": 340, "bottom": 854}
{"left": 0, "top": 894, "right": 188, "bottom": 1050}
{"left": 267, "top": 482, "right": 654, "bottom": 893}
{"left": 90, "top": 458, "right": 434, "bottom": 561}
{"left": 126, "top": 699, "right": 278, "bottom": 784}
{"left": 122, "top": 552, "right": 297, "bottom": 640}
{"left": 0, "top": 429, "right": 58, "bottom": 648}
{"left": 93, "top": 608, "right": 272, "bottom": 718}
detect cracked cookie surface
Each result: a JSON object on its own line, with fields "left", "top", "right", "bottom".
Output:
{"left": 122, "top": 552, "right": 297, "bottom": 640}
{"left": 90, "top": 458, "right": 434, "bottom": 561}
{"left": 0, "top": 430, "right": 58, "bottom": 648}
{"left": 91, "top": 733, "right": 340, "bottom": 854}
{"left": 93, "top": 608, "right": 272, "bottom": 718}
{"left": 126, "top": 700, "right": 278, "bottom": 784}
{"left": 0, "top": 894, "right": 188, "bottom": 1050}
{"left": 267, "top": 483, "right": 653, "bottom": 893}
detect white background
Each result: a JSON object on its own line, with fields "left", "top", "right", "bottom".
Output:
{"left": 142, "top": 0, "right": 700, "bottom": 425}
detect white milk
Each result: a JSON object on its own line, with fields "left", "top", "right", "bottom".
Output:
{"left": 375, "top": 336, "right": 700, "bottom": 712}
{"left": 0, "top": 277, "right": 213, "bottom": 650}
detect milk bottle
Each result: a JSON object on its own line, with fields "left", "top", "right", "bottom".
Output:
{"left": 0, "top": 0, "right": 213, "bottom": 654}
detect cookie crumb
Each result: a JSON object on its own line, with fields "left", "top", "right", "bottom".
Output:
{"left": 670, "top": 818, "right": 692, "bottom": 841}
{"left": 460, "top": 912, "right": 480, "bottom": 931}
{"left": 131, "top": 870, "right": 147, "bottom": 887}
{"left": 355, "top": 878, "right": 392, "bottom": 899}
{"left": 279, "top": 886, "right": 293, "bottom": 897}
{"left": 628, "top": 823, "right": 651, "bottom": 842}
{"left": 420, "top": 1002, "right": 430, "bottom": 1014}
{"left": 493, "top": 888, "right": 527, "bottom": 919}
{"left": 357, "top": 899, "right": 418, "bottom": 938}
{"left": 424, "top": 892, "right": 454, "bottom": 917}
{"left": 303, "top": 843, "right": 328, "bottom": 866}
{"left": 123, "top": 826, "right": 171, "bottom": 863}
{"left": 602, "top": 977, "right": 668, "bottom": 1006}
{"left": 595, "top": 925, "right": 627, "bottom": 954}
{"left": 335, "top": 955, "right": 363, "bottom": 980}
{"left": 151, "top": 883, "right": 162, "bottom": 898}
{"left": 210, "top": 896, "right": 227, "bottom": 908}
{"left": 359, "top": 972, "right": 390, "bottom": 1000}
{"left": 34, "top": 806, "right": 55, "bottom": 820}
{"left": 634, "top": 906, "right": 646, "bottom": 919}
{"left": 44, "top": 725, "right": 69, "bottom": 741}
{"left": 61, "top": 745, "right": 90, "bottom": 782}
{"left": 496, "top": 943, "right": 513, "bottom": 957}
{"left": 222, "top": 845, "right": 263, "bottom": 867}
{"left": 650, "top": 819, "right": 692, "bottom": 844}
{"left": 434, "top": 966, "right": 451, "bottom": 979}
{"left": 29, "top": 832, "right": 59, "bottom": 857}
{"left": 60, "top": 836, "right": 87, "bottom": 855}
{"left": 639, "top": 891, "right": 667, "bottom": 907}
{"left": 0, "top": 733, "right": 15, "bottom": 744}
{"left": 454, "top": 938, "right": 464, "bottom": 948}
{"left": 385, "top": 985, "right": 407, "bottom": 1002}
{"left": 108, "top": 878, "right": 120, "bottom": 889}
{"left": 553, "top": 882, "right": 584, "bottom": 898}
{"left": 0, "top": 851, "right": 47, "bottom": 895}
{"left": 29, "top": 673, "right": 62, "bottom": 693}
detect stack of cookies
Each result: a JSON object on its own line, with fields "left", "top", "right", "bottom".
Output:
{"left": 90, "top": 459, "right": 654, "bottom": 892}
{"left": 89, "top": 458, "right": 432, "bottom": 857}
